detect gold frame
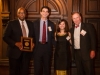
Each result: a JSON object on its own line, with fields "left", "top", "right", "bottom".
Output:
{"left": 21, "top": 37, "right": 33, "bottom": 52}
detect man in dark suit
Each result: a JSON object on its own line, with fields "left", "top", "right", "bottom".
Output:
{"left": 33, "top": 6, "right": 55, "bottom": 75}
{"left": 3, "top": 7, "right": 34, "bottom": 75}
{"left": 70, "top": 12, "right": 97, "bottom": 75}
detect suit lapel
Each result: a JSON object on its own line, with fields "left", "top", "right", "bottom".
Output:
{"left": 37, "top": 20, "right": 40, "bottom": 42}
{"left": 80, "top": 23, "right": 84, "bottom": 32}
{"left": 16, "top": 20, "right": 23, "bottom": 36}
{"left": 72, "top": 26, "right": 75, "bottom": 45}
{"left": 47, "top": 20, "right": 50, "bottom": 42}
{"left": 26, "top": 20, "right": 30, "bottom": 37}
{"left": 80, "top": 23, "right": 85, "bottom": 43}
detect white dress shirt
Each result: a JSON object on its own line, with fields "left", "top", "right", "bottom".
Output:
{"left": 18, "top": 19, "right": 29, "bottom": 37}
{"left": 39, "top": 19, "right": 48, "bottom": 42}
{"left": 74, "top": 23, "right": 81, "bottom": 49}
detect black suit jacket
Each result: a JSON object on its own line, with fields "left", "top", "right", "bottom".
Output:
{"left": 70, "top": 23, "right": 97, "bottom": 60}
{"left": 3, "top": 19, "right": 34, "bottom": 59}
{"left": 33, "top": 19, "right": 55, "bottom": 53}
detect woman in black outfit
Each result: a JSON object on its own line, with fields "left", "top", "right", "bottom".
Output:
{"left": 54, "top": 19, "right": 71, "bottom": 75}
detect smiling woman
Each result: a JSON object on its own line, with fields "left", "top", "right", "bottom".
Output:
{"left": 54, "top": 19, "right": 71, "bottom": 75}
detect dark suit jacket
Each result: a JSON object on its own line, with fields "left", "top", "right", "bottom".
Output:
{"left": 70, "top": 23, "right": 97, "bottom": 60}
{"left": 3, "top": 19, "right": 34, "bottom": 59}
{"left": 33, "top": 19, "right": 55, "bottom": 53}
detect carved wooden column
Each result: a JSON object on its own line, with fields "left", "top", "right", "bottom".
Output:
{"left": 1, "top": 0, "right": 9, "bottom": 26}
{"left": 0, "top": 0, "right": 2, "bottom": 59}
{"left": 0, "top": 1, "right": 10, "bottom": 75}
{"left": 0, "top": 0, "right": 10, "bottom": 60}
{"left": 72, "top": 0, "right": 82, "bottom": 12}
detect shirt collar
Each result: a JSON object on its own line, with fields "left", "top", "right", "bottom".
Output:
{"left": 40, "top": 19, "right": 47, "bottom": 23}
{"left": 18, "top": 18, "right": 25, "bottom": 23}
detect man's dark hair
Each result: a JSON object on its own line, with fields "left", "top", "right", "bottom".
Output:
{"left": 40, "top": 6, "right": 51, "bottom": 13}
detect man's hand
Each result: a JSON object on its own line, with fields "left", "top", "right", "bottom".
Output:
{"left": 90, "top": 50, "right": 95, "bottom": 59}
{"left": 32, "top": 43, "right": 35, "bottom": 49}
{"left": 15, "top": 42, "right": 23, "bottom": 50}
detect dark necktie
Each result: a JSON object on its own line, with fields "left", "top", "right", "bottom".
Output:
{"left": 42, "top": 21, "right": 46, "bottom": 43}
{"left": 22, "top": 21, "right": 27, "bottom": 37}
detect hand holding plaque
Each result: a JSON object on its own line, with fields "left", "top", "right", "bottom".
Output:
{"left": 21, "top": 37, "right": 33, "bottom": 52}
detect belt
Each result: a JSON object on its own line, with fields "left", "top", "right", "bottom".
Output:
{"left": 39, "top": 42, "right": 48, "bottom": 44}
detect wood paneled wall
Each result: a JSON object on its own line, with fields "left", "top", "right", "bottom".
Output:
{"left": 0, "top": 0, "right": 2, "bottom": 59}
{"left": 0, "top": 0, "right": 100, "bottom": 75}
{"left": 81, "top": 0, "right": 100, "bottom": 67}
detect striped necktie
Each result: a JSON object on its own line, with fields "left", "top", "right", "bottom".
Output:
{"left": 22, "top": 21, "right": 27, "bottom": 37}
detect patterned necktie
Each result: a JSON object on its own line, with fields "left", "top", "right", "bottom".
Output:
{"left": 22, "top": 21, "right": 27, "bottom": 37}
{"left": 42, "top": 21, "right": 46, "bottom": 43}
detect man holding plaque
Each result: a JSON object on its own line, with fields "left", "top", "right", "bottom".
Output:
{"left": 33, "top": 6, "right": 55, "bottom": 75}
{"left": 3, "top": 7, "right": 34, "bottom": 75}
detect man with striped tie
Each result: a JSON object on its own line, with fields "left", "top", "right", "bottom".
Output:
{"left": 3, "top": 7, "right": 35, "bottom": 75}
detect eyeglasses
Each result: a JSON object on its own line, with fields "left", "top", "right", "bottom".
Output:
{"left": 18, "top": 12, "right": 25, "bottom": 14}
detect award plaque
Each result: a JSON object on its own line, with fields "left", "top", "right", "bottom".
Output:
{"left": 21, "top": 37, "right": 33, "bottom": 52}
